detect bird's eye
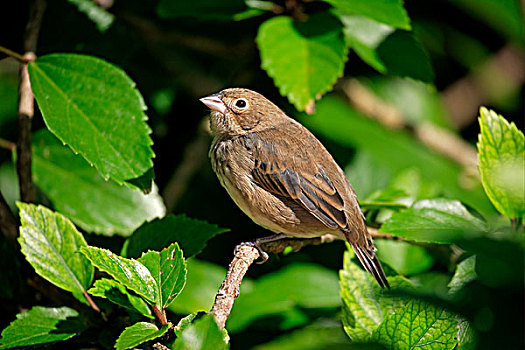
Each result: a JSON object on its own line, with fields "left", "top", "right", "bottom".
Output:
{"left": 234, "top": 98, "right": 248, "bottom": 109}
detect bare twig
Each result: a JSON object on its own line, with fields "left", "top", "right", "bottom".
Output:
{"left": 0, "top": 138, "right": 16, "bottom": 152}
{"left": 211, "top": 244, "right": 258, "bottom": 329}
{"left": 211, "top": 232, "right": 387, "bottom": 328}
{"left": 17, "top": 0, "right": 46, "bottom": 204}
{"left": 443, "top": 45, "right": 525, "bottom": 129}
{"left": 163, "top": 119, "right": 211, "bottom": 212}
{"left": 341, "top": 79, "right": 478, "bottom": 171}
{"left": 366, "top": 226, "right": 405, "bottom": 241}
{"left": 0, "top": 192, "right": 18, "bottom": 244}
{"left": 0, "top": 46, "right": 29, "bottom": 63}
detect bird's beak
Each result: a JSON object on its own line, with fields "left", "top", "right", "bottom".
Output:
{"left": 200, "top": 93, "right": 226, "bottom": 114}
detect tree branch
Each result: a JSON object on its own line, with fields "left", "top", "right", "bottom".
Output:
{"left": 16, "top": 0, "right": 46, "bottom": 204}
{"left": 210, "top": 234, "right": 339, "bottom": 329}
{"left": 341, "top": 79, "right": 478, "bottom": 173}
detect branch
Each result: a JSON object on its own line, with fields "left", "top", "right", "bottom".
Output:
{"left": 341, "top": 79, "right": 478, "bottom": 173}
{"left": 210, "top": 234, "right": 337, "bottom": 329}
{"left": 210, "top": 230, "right": 404, "bottom": 328}
{"left": 0, "top": 192, "right": 18, "bottom": 244}
{"left": 16, "top": 0, "right": 46, "bottom": 203}
{"left": 0, "top": 138, "right": 16, "bottom": 152}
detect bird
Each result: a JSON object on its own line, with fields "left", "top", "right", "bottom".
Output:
{"left": 200, "top": 88, "right": 389, "bottom": 288}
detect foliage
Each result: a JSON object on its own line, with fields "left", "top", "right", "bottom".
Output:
{"left": 0, "top": 0, "right": 523, "bottom": 349}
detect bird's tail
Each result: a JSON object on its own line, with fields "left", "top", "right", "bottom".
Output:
{"left": 350, "top": 242, "right": 390, "bottom": 289}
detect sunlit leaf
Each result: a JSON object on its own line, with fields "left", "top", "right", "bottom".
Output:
{"left": 33, "top": 130, "right": 165, "bottom": 236}
{"left": 257, "top": 12, "right": 348, "bottom": 111}
{"left": 375, "top": 240, "right": 434, "bottom": 276}
{"left": 88, "top": 278, "right": 153, "bottom": 318}
{"left": 138, "top": 243, "right": 187, "bottom": 309}
{"left": 379, "top": 199, "right": 488, "bottom": 243}
{"left": 340, "top": 250, "right": 410, "bottom": 341}
{"left": 171, "top": 314, "right": 228, "bottom": 350}
{"left": 80, "top": 246, "right": 159, "bottom": 304}
{"left": 115, "top": 322, "right": 169, "bottom": 350}
{"left": 448, "top": 256, "right": 476, "bottom": 295}
{"left": 0, "top": 307, "right": 84, "bottom": 349}
{"left": 18, "top": 203, "right": 93, "bottom": 301}
{"left": 372, "top": 299, "right": 458, "bottom": 349}
{"left": 477, "top": 107, "right": 525, "bottom": 219}
{"left": 324, "top": 0, "right": 411, "bottom": 29}
{"left": 28, "top": 53, "right": 154, "bottom": 189}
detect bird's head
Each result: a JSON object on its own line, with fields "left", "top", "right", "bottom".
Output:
{"left": 200, "top": 88, "right": 285, "bottom": 137}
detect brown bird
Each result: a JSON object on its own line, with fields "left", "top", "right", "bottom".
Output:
{"left": 200, "top": 88, "right": 389, "bottom": 288}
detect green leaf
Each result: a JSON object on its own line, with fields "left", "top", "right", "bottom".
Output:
{"left": 228, "top": 263, "right": 340, "bottom": 332}
{"left": 345, "top": 151, "right": 393, "bottom": 200}
{"left": 115, "top": 322, "right": 170, "bottom": 350}
{"left": 28, "top": 53, "right": 154, "bottom": 188}
{"left": 340, "top": 250, "right": 411, "bottom": 341}
{"left": 174, "top": 312, "right": 199, "bottom": 338}
{"left": 380, "top": 199, "right": 487, "bottom": 243}
{"left": 0, "top": 306, "right": 84, "bottom": 349}
{"left": 138, "top": 243, "right": 187, "bottom": 309}
{"left": 338, "top": 14, "right": 393, "bottom": 72}
{"left": 80, "top": 246, "right": 159, "bottom": 304}
{"left": 168, "top": 259, "right": 228, "bottom": 315}
{"left": 67, "top": 0, "right": 114, "bottom": 32}
{"left": 256, "top": 12, "right": 348, "bottom": 111}
{"left": 122, "top": 214, "right": 228, "bottom": 258}
{"left": 448, "top": 256, "right": 477, "bottom": 295}
{"left": 375, "top": 240, "right": 434, "bottom": 276}
{"left": 376, "top": 31, "right": 434, "bottom": 83}
{"left": 157, "top": 0, "right": 247, "bottom": 19}
{"left": 172, "top": 314, "right": 229, "bottom": 350}
{"left": 339, "top": 14, "right": 435, "bottom": 83}
{"left": 17, "top": 203, "right": 93, "bottom": 300}
{"left": 361, "top": 188, "right": 411, "bottom": 210}
{"left": 298, "top": 97, "right": 494, "bottom": 217}
{"left": 372, "top": 299, "right": 458, "bottom": 349}
{"left": 324, "top": 0, "right": 411, "bottom": 30}
{"left": 33, "top": 130, "right": 165, "bottom": 236}
{"left": 477, "top": 107, "right": 525, "bottom": 219}
{"left": 88, "top": 278, "right": 153, "bottom": 318}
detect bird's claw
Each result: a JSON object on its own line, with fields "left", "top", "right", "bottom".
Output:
{"left": 234, "top": 241, "right": 269, "bottom": 264}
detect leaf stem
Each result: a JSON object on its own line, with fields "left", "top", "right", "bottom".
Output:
{"left": 0, "top": 46, "right": 29, "bottom": 63}
{"left": 153, "top": 305, "right": 167, "bottom": 325}
{"left": 83, "top": 291, "right": 101, "bottom": 313}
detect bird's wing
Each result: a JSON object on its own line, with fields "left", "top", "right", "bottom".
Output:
{"left": 249, "top": 130, "right": 348, "bottom": 231}
{"left": 248, "top": 127, "right": 390, "bottom": 289}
